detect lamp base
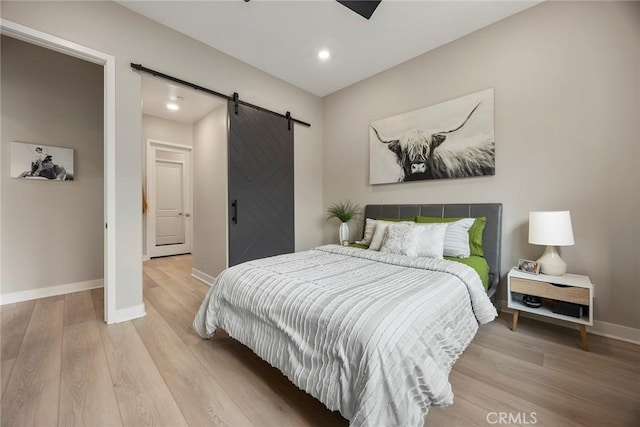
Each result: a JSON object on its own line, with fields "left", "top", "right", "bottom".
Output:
{"left": 537, "top": 245, "right": 567, "bottom": 276}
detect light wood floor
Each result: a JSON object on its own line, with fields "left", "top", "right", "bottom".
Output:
{"left": 1, "top": 255, "right": 638, "bottom": 426}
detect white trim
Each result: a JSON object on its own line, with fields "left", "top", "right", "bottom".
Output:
{"left": 191, "top": 268, "right": 216, "bottom": 287}
{"left": 1, "top": 19, "right": 117, "bottom": 325}
{"left": 146, "top": 139, "right": 193, "bottom": 258}
{"left": 0, "top": 279, "right": 104, "bottom": 306}
{"left": 104, "top": 45, "right": 117, "bottom": 326}
{"left": 591, "top": 320, "right": 640, "bottom": 345}
{"left": 142, "top": 255, "right": 151, "bottom": 262}
{"left": 147, "top": 140, "right": 192, "bottom": 151}
{"left": 112, "top": 303, "right": 146, "bottom": 324}
{"left": 1, "top": 20, "right": 111, "bottom": 65}
{"left": 499, "top": 301, "right": 640, "bottom": 346}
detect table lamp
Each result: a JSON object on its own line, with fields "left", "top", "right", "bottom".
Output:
{"left": 528, "top": 211, "right": 574, "bottom": 276}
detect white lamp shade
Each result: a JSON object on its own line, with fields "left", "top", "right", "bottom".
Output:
{"left": 529, "top": 211, "right": 575, "bottom": 246}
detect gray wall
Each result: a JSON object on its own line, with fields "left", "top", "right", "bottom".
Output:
{"left": 322, "top": 1, "right": 640, "bottom": 329}
{"left": 1, "top": 1, "right": 324, "bottom": 313}
{"left": 1, "top": 35, "right": 103, "bottom": 294}
{"left": 142, "top": 114, "right": 193, "bottom": 148}
{"left": 193, "top": 105, "right": 228, "bottom": 278}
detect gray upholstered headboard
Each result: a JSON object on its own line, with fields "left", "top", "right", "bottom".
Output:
{"left": 363, "top": 203, "right": 502, "bottom": 298}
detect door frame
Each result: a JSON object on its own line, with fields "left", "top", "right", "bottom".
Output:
{"left": 0, "top": 19, "right": 117, "bottom": 323}
{"left": 146, "top": 139, "right": 193, "bottom": 258}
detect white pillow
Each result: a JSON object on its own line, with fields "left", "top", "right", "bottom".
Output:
{"left": 443, "top": 218, "right": 474, "bottom": 258}
{"left": 361, "top": 218, "right": 378, "bottom": 245}
{"left": 367, "top": 220, "right": 413, "bottom": 251}
{"left": 408, "top": 223, "right": 448, "bottom": 259}
{"left": 379, "top": 224, "right": 417, "bottom": 255}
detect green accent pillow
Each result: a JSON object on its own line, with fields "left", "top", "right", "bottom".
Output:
{"left": 375, "top": 216, "right": 417, "bottom": 222}
{"left": 415, "top": 216, "right": 487, "bottom": 257}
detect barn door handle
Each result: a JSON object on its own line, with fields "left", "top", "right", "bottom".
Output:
{"left": 232, "top": 200, "right": 238, "bottom": 224}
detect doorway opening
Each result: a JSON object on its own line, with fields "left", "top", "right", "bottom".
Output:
{"left": 140, "top": 75, "right": 227, "bottom": 293}
{"left": 0, "top": 19, "right": 116, "bottom": 323}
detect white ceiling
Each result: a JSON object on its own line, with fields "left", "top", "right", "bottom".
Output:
{"left": 121, "top": 0, "right": 541, "bottom": 98}
{"left": 141, "top": 75, "right": 226, "bottom": 123}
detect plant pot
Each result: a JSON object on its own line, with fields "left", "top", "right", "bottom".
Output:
{"left": 339, "top": 222, "right": 349, "bottom": 245}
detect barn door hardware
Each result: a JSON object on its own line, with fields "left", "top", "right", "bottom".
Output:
{"left": 231, "top": 200, "right": 238, "bottom": 224}
{"left": 233, "top": 92, "right": 239, "bottom": 116}
{"left": 286, "top": 111, "right": 292, "bottom": 131}
{"left": 130, "top": 63, "right": 311, "bottom": 128}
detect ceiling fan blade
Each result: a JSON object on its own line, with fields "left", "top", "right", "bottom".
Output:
{"left": 336, "top": 1, "right": 382, "bottom": 20}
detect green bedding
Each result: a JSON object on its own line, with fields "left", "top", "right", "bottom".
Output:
{"left": 348, "top": 243, "right": 490, "bottom": 290}
{"left": 445, "top": 255, "right": 490, "bottom": 290}
{"left": 349, "top": 243, "right": 369, "bottom": 250}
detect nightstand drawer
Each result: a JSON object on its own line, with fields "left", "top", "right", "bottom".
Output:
{"left": 510, "top": 277, "right": 589, "bottom": 305}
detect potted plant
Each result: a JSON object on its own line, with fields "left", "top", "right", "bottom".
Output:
{"left": 326, "top": 200, "right": 360, "bottom": 245}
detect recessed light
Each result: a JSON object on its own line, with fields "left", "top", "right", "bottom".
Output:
{"left": 166, "top": 102, "right": 180, "bottom": 111}
{"left": 318, "top": 49, "right": 330, "bottom": 60}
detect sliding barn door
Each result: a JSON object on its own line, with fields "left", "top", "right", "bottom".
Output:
{"left": 228, "top": 102, "right": 294, "bottom": 266}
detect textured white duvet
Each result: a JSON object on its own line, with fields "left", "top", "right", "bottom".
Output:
{"left": 194, "top": 245, "right": 497, "bottom": 426}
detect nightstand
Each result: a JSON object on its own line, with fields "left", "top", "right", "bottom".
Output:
{"left": 507, "top": 268, "right": 593, "bottom": 351}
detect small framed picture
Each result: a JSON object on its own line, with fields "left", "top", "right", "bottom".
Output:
{"left": 517, "top": 259, "right": 540, "bottom": 274}
{"left": 11, "top": 141, "right": 75, "bottom": 181}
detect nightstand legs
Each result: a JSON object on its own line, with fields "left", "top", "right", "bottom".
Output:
{"left": 511, "top": 310, "right": 520, "bottom": 331}
{"left": 579, "top": 324, "right": 589, "bottom": 351}
{"left": 511, "top": 309, "right": 589, "bottom": 351}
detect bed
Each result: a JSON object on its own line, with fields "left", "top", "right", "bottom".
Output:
{"left": 194, "top": 203, "right": 502, "bottom": 427}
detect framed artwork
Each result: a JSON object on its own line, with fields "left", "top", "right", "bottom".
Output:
{"left": 369, "top": 88, "right": 495, "bottom": 184}
{"left": 10, "top": 142, "right": 74, "bottom": 181}
{"left": 517, "top": 259, "right": 541, "bottom": 275}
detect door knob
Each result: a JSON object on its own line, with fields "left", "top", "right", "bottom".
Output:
{"left": 185, "top": 213, "right": 191, "bottom": 217}
{"left": 178, "top": 212, "right": 183, "bottom": 216}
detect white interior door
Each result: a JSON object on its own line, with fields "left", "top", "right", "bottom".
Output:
{"left": 147, "top": 140, "right": 192, "bottom": 258}
{"left": 155, "top": 160, "right": 185, "bottom": 246}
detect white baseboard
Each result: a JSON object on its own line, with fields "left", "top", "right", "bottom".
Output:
{"left": 142, "top": 255, "right": 151, "bottom": 262}
{"left": 590, "top": 320, "right": 640, "bottom": 345}
{"left": 191, "top": 268, "right": 215, "bottom": 287}
{"left": 0, "top": 278, "right": 104, "bottom": 306}
{"left": 498, "top": 299, "right": 640, "bottom": 346}
{"left": 109, "top": 303, "right": 146, "bottom": 324}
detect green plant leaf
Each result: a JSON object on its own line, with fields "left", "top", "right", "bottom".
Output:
{"left": 326, "top": 200, "right": 361, "bottom": 222}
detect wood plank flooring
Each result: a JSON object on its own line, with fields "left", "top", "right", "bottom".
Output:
{"left": 1, "top": 254, "right": 638, "bottom": 426}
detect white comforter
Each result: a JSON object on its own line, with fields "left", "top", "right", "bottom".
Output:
{"left": 194, "top": 245, "right": 497, "bottom": 426}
